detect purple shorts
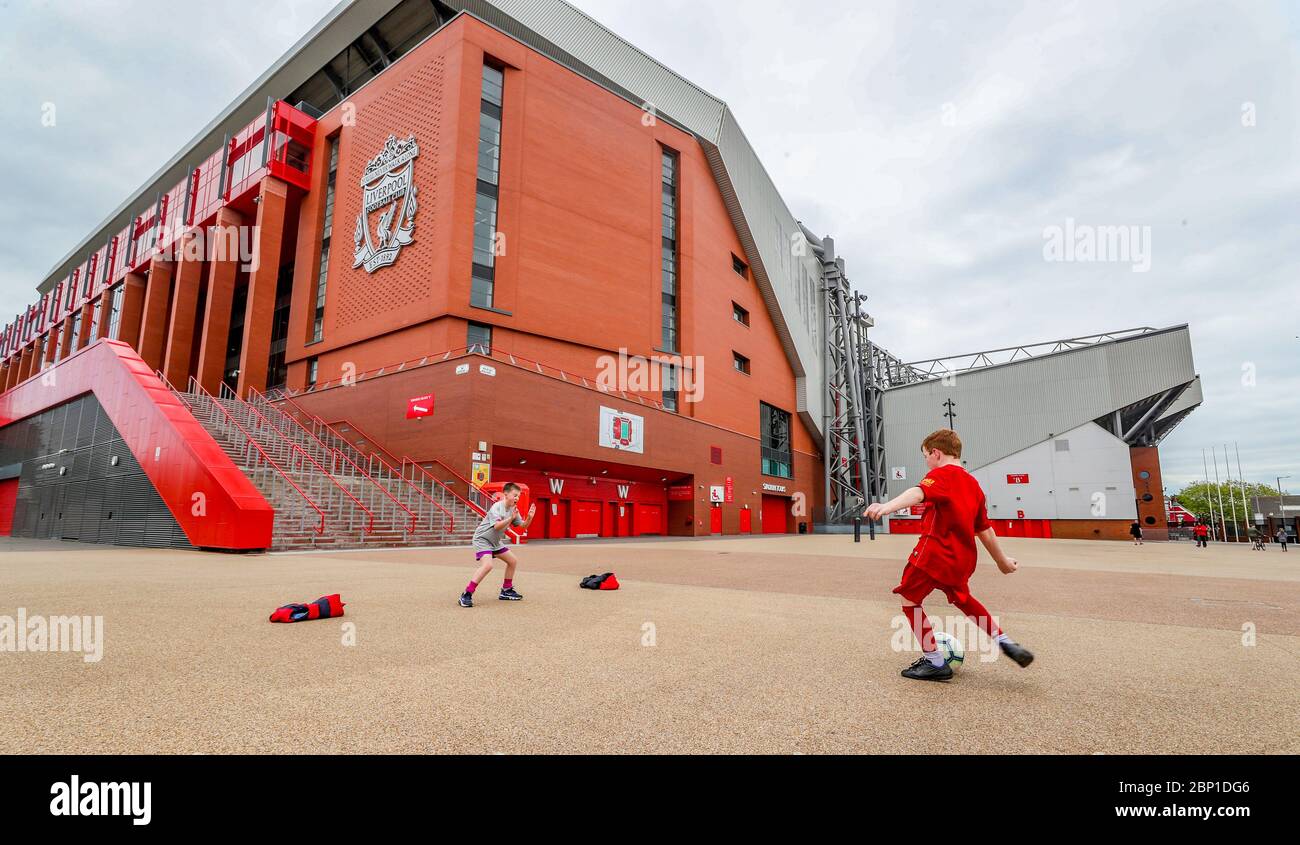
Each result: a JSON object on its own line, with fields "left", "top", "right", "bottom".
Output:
{"left": 475, "top": 547, "right": 509, "bottom": 560}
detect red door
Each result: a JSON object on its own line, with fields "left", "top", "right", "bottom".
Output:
{"left": 548, "top": 499, "right": 569, "bottom": 538}
{"left": 0, "top": 478, "right": 17, "bottom": 536}
{"left": 635, "top": 504, "right": 662, "bottom": 536}
{"left": 739, "top": 508, "right": 752, "bottom": 533}
{"left": 709, "top": 505, "right": 722, "bottom": 534}
{"left": 572, "top": 501, "right": 601, "bottom": 537}
{"left": 615, "top": 502, "right": 632, "bottom": 536}
{"left": 532, "top": 499, "right": 550, "bottom": 539}
{"left": 761, "top": 495, "right": 788, "bottom": 534}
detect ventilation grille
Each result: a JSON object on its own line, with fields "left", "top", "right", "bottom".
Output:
{"left": 2, "top": 393, "right": 192, "bottom": 549}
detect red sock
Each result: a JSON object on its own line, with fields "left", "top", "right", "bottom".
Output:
{"left": 952, "top": 594, "right": 1002, "bottom": 637}
{"left": 904, "top": 605, "right": 937, "bottom": 653}
{"left": 503, "top": 579, "right": 513, "bottom": 590}
{"left": 465, "top": 580, "right": 478, "bottom": 594}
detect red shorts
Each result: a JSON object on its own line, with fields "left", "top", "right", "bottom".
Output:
{"left": 892, "top": 563, "right": 971, "bottom": 605}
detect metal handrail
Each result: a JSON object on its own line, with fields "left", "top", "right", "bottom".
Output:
{"left": 173, "top": 374, "right": 327, "bottom": 536}
{"left": 266, "top": 390, "right": 460, "bottom": 533}
{"left": 267, "top": 391, "right": 457, "bottom": 534}
{"left": 288, "top": 345, "right": 669, "bottom": 411}
{"left": 247, "top": 386, "right": 419, "bottom": 534}
{"left": 398, "top": 458, "right": 493, "bottom": 535}
{"left": 404, "top": 457, "right": 523, "bottom": 544}
{"left": 218, "top": 383, "right": 377, "bottom": 535}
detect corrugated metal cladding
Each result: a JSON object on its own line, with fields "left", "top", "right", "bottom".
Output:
{"left": 449, "top": 0, "right": 827, "bottom": 434}
{"left": 0, "top": 394, "right": 192, "bottom": 549}
{"left": 882, "top": 326, "right": 1198, "bottom": 494}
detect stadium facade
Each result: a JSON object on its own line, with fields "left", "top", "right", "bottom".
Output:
{"left": 0, "top": 0, "right": 1199, "bottom": 550}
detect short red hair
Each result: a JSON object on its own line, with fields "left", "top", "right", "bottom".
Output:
{"left": 921, "top": 428, "right": 962, "bottom": 459}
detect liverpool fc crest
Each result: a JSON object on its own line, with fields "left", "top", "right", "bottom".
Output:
{"left": 353, "top": 134, "right": 420, "bottom": 273}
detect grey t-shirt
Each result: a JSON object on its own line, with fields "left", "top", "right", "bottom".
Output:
{"left": 473, "top": 500, "right": 524, "bottom": 549}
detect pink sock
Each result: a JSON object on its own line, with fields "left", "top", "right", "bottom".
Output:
{"left": 503, "top": 579, "right": 513, "bottom": 590}
{"left": 465, "top": 581, "right": 478, "bottom": 594}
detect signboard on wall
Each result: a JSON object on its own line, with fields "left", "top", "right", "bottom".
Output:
{"left": 668, "top": 485, "right": 693, "bottom": 501}
{"left": 405, "top": 393, "right": 434, "bottom": 419}
{"left": 709, "top": 486, "right": 725, "bottom": 503}
{"left": 1007, "top": 474, "right": 1030, "bottom": 484}
{"left": 890, "top": 467, "right": 906, "bottom": 481}
{"left": 724, "top": 476, "right": 734, "bottom": 502}
{"left": 599, "top": 406, "right": 644, "bottom": 454}
{"left": 470, "top": 462, "right": 491, "bottom": 488}
{"left": 895, "top": 503, "right": 928, "bottom": 519}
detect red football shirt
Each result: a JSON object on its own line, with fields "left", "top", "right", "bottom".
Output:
{"left": 908, "top": 463, "right": 992, "bottom": 586}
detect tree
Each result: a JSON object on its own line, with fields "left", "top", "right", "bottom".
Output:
{"left": 1172, "top": 480, "right": 1279, "bottom": 523}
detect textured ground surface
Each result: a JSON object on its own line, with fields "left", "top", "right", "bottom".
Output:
{"left": 1, "top": 534, "right": 1296, "bottom": 754}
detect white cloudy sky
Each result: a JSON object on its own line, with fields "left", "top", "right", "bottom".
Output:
{"left": 1, "top": 0, "right": 1296, "bottom": 492}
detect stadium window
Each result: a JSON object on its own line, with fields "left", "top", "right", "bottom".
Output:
{"left": 733, "top": 352, "right": 750, "bottom": 375}
{"left": 311, "top": 135, "right": 340, "bottom": 343}
{"left": 760, "top": 402, "right": 793, "bottom": 479}
{"left": 732, "top": 254, "right": 747, "bottom": 278}
{"left": 306, "top": 356, "right": 319, "bottom": 388}
{"left": 467, "top": 321, "right": 493, "bottom": 354}
{"left": 732, "top": 302, "right": 750, "bottom": 327}
{"left": 67, "top": 312, "right": 82, "bottom": 353}
{"left": 105, "top": 283, "right": 122, "bottom": 340}
{"left": 661, "top": 362, "right": 678, "bottom": 413}
{"left": 660, "top": 146, "right": 680, "bottom": 351}
{"left": 471, "top": 63, "right": 504, "bottom": 309}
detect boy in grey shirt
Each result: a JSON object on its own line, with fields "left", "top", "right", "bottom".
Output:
{"left": 460, "top": 482, "right": 536, "bottom": 607}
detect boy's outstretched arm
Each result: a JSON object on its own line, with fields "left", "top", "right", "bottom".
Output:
{"left": 977, "top": 527, "right": 1019, "bottom": 574}
{"left": 864, "top": 486, "right": 925, "bottom": 521}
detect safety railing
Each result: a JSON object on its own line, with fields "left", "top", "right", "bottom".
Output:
{"left": 246, "top": 386, "right": 424, "bottom": 535}
{"left": 289, "top": 345, "right": 670, "bottom": 412}
{"left": 265, "top": 389, "right": 457, "bottom": 536}
{"left": 215, "top": 383, "right": 376, "bottom": 537}
{"left": 402, "top": 457, "right": 523, "bottom": 545}
{"left": 166, "top": 374, "right": 327, "bottom": 539}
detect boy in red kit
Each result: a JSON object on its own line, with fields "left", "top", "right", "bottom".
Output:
{"left": 865, "top": 429, "right": 1034, "bottom": 681}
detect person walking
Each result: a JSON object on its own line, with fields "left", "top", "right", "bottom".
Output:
{"left": 1276, "top": 527, "right": 1289, "bottom": 552}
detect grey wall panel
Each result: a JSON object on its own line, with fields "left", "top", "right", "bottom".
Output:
{"left": 0, "top": 394, "right": 192, "bottom": 550}
{"left": 882, "top": 326, "right": 1199, "bottom": 499}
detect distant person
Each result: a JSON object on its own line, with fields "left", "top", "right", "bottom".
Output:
{"left": 1276, "top": 528, "right": 1289, "bottom": 552}
{"left": 1193, "top": 521, "right": 1209, "bottom": 548}
{"left": 1252, "top": 529, "right": 1267, "bottom": 551}
{"left": 864, "top": 428, "right": 1033, "bottom": 682}
{"left": 1130, "top": 520, "right": 1144, "bottom": 545}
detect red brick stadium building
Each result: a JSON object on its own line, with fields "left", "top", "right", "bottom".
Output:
{"left": 0, "top": 1, "right": 826, "bottom": 550}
